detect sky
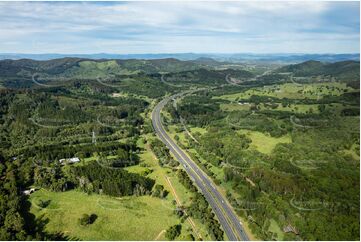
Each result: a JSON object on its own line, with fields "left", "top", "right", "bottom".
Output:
{"left": 0, "top": 1, "right": 359, "bottom": 54}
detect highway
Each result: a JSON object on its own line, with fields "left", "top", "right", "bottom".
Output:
{"left": 152, "top": 92, "right": 250, "bottom": 241}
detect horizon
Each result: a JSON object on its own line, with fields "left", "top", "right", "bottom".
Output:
{"left": 1, "top": 52, "right": 359, "bottom": 62}
{"left": 0, "top": 1, "right": 359, "bottom": 54}
{"left": 1, "top": 52, "right": 360, "bottom": 55}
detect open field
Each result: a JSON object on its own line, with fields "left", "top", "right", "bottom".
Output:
{"left": 221, "top": 101, "right": 354, "bottom": 115}
{"left": 111, "top": 92, "right": 152, "bottom": 102}
{"left": 29, "top": 189, "right": 181, "bottom": 241}
{"left": 216, "top": 82, "right": 356, "bottom": 101}
{"left": 189, "top": 127, "right": 207, "bottom": 135}
{"left": 237, "top": 129, "right": 292, "bottom": 154}
{"left": 268, "top": 219, "right": 284, "bottom": 240}
{"left": 259, "top": 103, "right": 320, "bottom": 114}
{"left": 68, "top": 60, "right": 139, "bottom": 78}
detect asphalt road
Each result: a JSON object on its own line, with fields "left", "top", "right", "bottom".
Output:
{"left": 152, "top": 93, "right": 250, "bottom": 241}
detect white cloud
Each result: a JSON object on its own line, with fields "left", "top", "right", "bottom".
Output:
{"left": 0, "top": 1, "right": 358, "bottom": 53}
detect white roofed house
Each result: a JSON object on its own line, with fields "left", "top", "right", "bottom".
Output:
{"left": 22, "top": 188, "right": 36, "bottom": 196}
{"left": 69, "top": 157, "right": 80, "bottom": 163}
{"left": 59, "top": 157, "right": 80, "bottom": 165}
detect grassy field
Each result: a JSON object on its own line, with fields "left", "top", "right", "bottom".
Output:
{"left": 217, "top": 82, "right": 356, "bottom": 115}
{"left": 221, "top": 101, "right": 352, "bottom": 115}
{"left": 216, "top": 82, "right": 355, "bottom": 101}
{"left": 167, "top": 125, "right": 190, "bottom": 148}
{"left": 29, "top": 189, "right": 181, "bottom": 241}
{"left": 237, "top": 129, "right": 291, "bottom": 154}
{"left": 68, "top": 60, "right": 138, "bottom": 78}
{"left": 189, "top": 127, "right": 207, "bottom": 135}
{"left": 111, "top": 92, "right": 152, "bottom": 102}
{"left": 268, "top": 219, "right": 284, "bottom": 240}
{"left": 259, "top": 103, "right": 320, "bottom": 114}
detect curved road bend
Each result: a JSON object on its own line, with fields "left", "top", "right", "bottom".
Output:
{"left": 152, "top": 93, "right": 250, "bottom": 241}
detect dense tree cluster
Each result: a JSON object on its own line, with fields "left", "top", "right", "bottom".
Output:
{"left": 149, "top": 139, "right": 178, "bottom": 167}
{"left": 165, "top": 224, "right": 182, "bottom": 240}
{"left": 151, "top": 184, "right": 168, "bottom": 198}
{"left": 177, "top": 170, "right": 197, "bottom": 192}
{"left": 197, "top": 127, "right": 252, "bottom": 166}
{"left": 176, "top": 170, "right": 224, "bottom": 240}
{"left": 0, "top": 154, "right": 68, "bottom": 240}
{"left": 71, "top": 162, "right": 155, "bottom": 197}
{"left": 98, "top": 147, "right": 140, "bottom": 168}
{"left": 34, "top": 164, "right": 73, "bottom": 192}
{"left": 177, "top": 94, "right": 226, "bottom": 127}
{"left": 188, "top": 192, "right": 224, "bottom": 240}
{"left": 20, "top": 141, "right": 136, "bottom": 161}
{"left": 164, "top": 68, "right": 229, "bottom": 86}
{"left": 227, "top": 110, "right": 291, "bottom": 137}
{"left": 0, "top": 159, "right": 31, "bottom": 240}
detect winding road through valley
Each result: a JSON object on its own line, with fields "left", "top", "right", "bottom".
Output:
{"left": 152, "top": 93, "right": 250, "bottom": 241}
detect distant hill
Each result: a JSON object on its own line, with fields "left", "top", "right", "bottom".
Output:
{"left": 0, "top": 57, "right": 259, "bottom": 89}
{"left": 0, "top": 57, "right": 85, "bottom": 77}
{"left": 0, "top": 53, "right": 359, "bottom": 63}
{"left": 193, "top": 57, "right": 220, "bottom": 65}
{"left": 276, "top": 60, "right": 360, "bottom": 82}
{"left": 0, "top": 57, "right": 238, "bottom": 88}
{"left": 226, "top": 53, "right": 360, "bottom": 63}
{"left": 277, "top": 60, "right": 324, "bottom": 74}
{"left": 1, "top": 57, "right": 358, "bottom": 89}
{"left": 0, "top": 57, "right": 211, "bottom": 79}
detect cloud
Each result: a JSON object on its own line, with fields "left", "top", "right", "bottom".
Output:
{"left": 0, "top": 1, "right": 359, "bottom": 53}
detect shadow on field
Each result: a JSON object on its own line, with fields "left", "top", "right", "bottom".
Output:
{"left": 21, "top": 198, "right": 80, "bottom": 241}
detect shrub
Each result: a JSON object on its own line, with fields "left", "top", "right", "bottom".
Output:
{"left": 165, "top": 224, "right": 182, "bottom": 240}
{"left": 79, "top": 213, "right": 97, "bottom": 226}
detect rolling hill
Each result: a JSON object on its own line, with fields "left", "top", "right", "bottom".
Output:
{"left": 276, "top": 60, "right": 360, "bottom": 82}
